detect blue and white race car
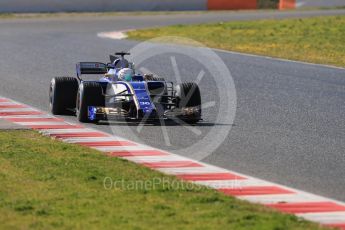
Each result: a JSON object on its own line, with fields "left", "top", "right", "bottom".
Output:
{"left": 49, "top": 52, "right": 202, "bottom": 123}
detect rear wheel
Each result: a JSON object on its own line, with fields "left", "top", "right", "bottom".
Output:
{"left": 175, "top": 82, "right": 202, "bottom": 123}
{"left": 49, "top": 77, "right": 78, "bottom": 115}
{"left": 76, "top": 82, "right": 105, "bottom": 123}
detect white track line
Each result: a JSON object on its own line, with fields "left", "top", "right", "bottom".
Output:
{"left": 298, "top": 212, "right": 345, "bottom": 224}
{"left": 97, "top": 30, "right": 129, "bottom": 40}
{"left": 123, "top": 155, "right": 191, "bottom": 163}
{"left": 2, "top": 114, "right": 55, "bottom": 119}
{"left": 214, "top": 48, "right": 345, "bottom": 71}
{"left": 238, "top": 193, "right": 328, "bottom": 205}
{"left": 0, "top": 102, "right": 21, "bottom": 106}
{"left": 62, "top": 137, "right": 128, "bottom": 143}
{"left": 0, "top": 108, "right": 38, "bottom": 112}
{"left": 14, "top": 121, "right": 69, "bottom": 126}
{"left": 194, "top": 178, "right": 275, "bottom": 189}
{"left": 39, "top": 129, "right": 100, "bottom": 134}
{"left": 157, "top": 166, "right": 229, "bottom": 174}
{"left": 92, "top": 146, "right": 154, "bottom": 152}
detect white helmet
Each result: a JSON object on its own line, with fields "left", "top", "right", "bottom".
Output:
{"left": 118, "top": 68, "right": 134, "bottom": 82}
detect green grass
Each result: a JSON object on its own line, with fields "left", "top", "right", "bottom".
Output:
{"left": 127, "top": 16, "right": 345, "bottom": 67}
{"left": 0, "top": 130, "right": 327, "bottom": 229}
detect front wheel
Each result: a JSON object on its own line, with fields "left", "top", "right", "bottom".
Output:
{"left": 175, "top": 82, "right": 202, "bottom": 123}
{"left": 76, "top": 82, "right": 105, "bottom": 123}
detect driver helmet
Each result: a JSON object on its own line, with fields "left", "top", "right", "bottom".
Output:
{"left": 118, "top": 68, "right": 134, "bottom": 82}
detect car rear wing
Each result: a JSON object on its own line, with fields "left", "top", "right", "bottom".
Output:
{"left": 76, "top": 62, "right": 108, "bottom": 80}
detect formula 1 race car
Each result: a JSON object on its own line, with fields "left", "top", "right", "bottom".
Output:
{"left": 49, "top": 52, "right": 202, "bottom": 123}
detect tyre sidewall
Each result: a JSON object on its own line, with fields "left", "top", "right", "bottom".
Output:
{"left": 175, "top": 82, "right": 201, "bottom": 108}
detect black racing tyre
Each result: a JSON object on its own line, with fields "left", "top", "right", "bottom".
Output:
{"left": 175, "top": 82, "right": 202, "bottom": 124}
{"left": 175, "top": 82, "right": 201, "bottom": 108}
{"left": 76, "top": 82, "right": 105, "bottom": 123}
{"left": 49, "top": 77, "right": 78, "bottom": 115}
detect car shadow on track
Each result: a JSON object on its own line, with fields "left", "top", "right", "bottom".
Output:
{"left": 96, "top": 120, "right": 234, "bottom": 127}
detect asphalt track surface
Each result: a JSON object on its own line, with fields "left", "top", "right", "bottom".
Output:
{"left": 0, "top": 9, "right": 344, "bottom": 201}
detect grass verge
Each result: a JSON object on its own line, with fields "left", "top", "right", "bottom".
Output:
{"left": 0, "top": 130, "right": 326, "bottom": 229}
{"left": 127, "top": 15, "right": 345, "bottom": 67}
